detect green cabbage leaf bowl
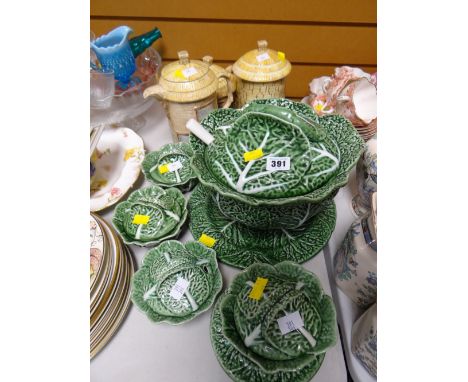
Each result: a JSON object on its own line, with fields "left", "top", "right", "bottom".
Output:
{"left": 112, "top": 185, "right": 187, "bottom": 247}
{"left": 142, "top": 142, "right": 198, "bottom": 192}
{"left": 190, "top": 98, "right": 364, "bottom": 206}
{"left": 210, "top": 261, "right": 336, "bottom": 379}
{"left": 132, "top": 240, "right": 223, "bottom": 324}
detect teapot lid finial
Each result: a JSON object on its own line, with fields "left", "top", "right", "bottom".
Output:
{"left": 202, "top": 55, "right": 214, "bottom": 66}
{"left": 257, "top": 40, "right": 268, "bottom": 51}
{"left": 178, "top": 50, "right": 190, "bottom": 64}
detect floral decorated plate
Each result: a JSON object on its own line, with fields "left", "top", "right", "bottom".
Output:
{"left": 90, "top": 213, "right": 105, "bottom": 288}
{"left": 210, "top": 261, "right": 337, "bottom": 382}
{"left": 189, "top": 184, "right": 336, "bottom": 269}
{"left": 90, "top": 127, "right": 144, "bottom": 212}
{"left": 142, "top": 142, "right": 198, "bottom": 192}
{"left": 132, "top": 240, "right": 223, "bottom": 324}
{"left": 190, "top": 98, "right": 364, "bottom": 206}
{"left": 112, "top": 186, "right": 188, "bottom": 247}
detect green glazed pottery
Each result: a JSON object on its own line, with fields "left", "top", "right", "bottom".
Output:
{"left": 190, "top": 98, "right": 364, "bottom": 206}
{"left": 213, "top": 190, "right": 337, "bottom": 230}
{"left": 210, "top": 261, "right": 337, "bottom": 382}
{"left": 112, "top": 185, "right": 187, "bottom": 247}
{"left": 142, "top": 142, "right": 198, "bottom": 192}
{"left": 188, "top": 184, "right": 336, "bottom": 269}
{"left": 132, "top": 240, "right": 223, "bottom": 324}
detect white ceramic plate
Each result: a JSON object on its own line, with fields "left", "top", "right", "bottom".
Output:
{"left": 90, "top": 213, "right": 105, "bottom": 288}
{"left": 90, "top": 127, "right": 145, "bottom": 212}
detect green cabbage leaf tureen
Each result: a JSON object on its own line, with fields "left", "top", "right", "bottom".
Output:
{"left": 189, "top": 184, "right": 336, "bottom": 268}
{"left": 112, "top": 186, "right": 187, "bottom": 247}
{"left": 210, "top": 261, "right": 337, "bottom": 382}
{"left": 132, "top": 240, "right": 223, "bottom": 324}
{"left": 142, "top": 142, "right": 197, "bottom": 192}
{"left": 190, "top": 98, "right": 364, "bottom": 206}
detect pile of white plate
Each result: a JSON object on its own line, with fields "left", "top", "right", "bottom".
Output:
{"left": 90, "top": 213, "right": 134, "bottom": 358}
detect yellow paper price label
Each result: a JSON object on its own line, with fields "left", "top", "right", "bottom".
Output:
{"left": 174, "top": 69, "right": 185, "bottom": 79}
{"left": 249, "top": 277, "right": 269, "bottom": 300}
{"left": 243, "top": 148, "right": 264, "bottom": 162}
{"left": 277, "top": 51, "right": 286, "bottom": 61}
{"left": 133, "top": 214, "right": 150, "bottom": 225}
{"left": 159, "top": 164, "right": 169, "bottom": 174}
{"left": 199, "top": 233, "right": 216, "bottom": 247}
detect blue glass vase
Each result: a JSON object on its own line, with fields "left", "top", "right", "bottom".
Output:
{"left": 90, "top": 26, "right": 136, "bottom": 89}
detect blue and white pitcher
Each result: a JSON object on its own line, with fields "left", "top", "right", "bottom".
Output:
{"left": 91, "top": 26, "right": 136, "bottom": 88}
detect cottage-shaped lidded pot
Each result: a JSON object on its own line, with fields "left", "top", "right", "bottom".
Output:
{"left": 144, "top": 50, "right": 232, "bottom": 142}
{"left": 231, "top": 40, "right": 291, "bottom": 107}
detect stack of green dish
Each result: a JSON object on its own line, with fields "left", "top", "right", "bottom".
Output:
{"left": 142, "top": 142, "right": 198, "bottom": 192}
{"left": 132, "top": 240, "right": 223, "bottom": 324}
{"left": 113, "top": 185, "right": 187, "bottom": 247}
{"left": 188, "top": 98, "right": 364, "bottom": 268}
{"left": 211, "top": 261, "right": 337, "bottom": 382}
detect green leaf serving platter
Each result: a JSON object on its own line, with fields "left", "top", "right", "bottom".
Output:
{"left": 210, "top": 261, "right": 337, "bottom": 382}
{"left": 188, "top": 184, "right": 336, "bottom": 269}
{"left": 142, "top": 142, "right": 198, "bottom": 192}
{"left": 132, "top": 240, "right": 223, "bottom": 324}
{"left": 190, "top": 98, "right": 364, "bottom": 206}
{"left": 112, "top": 185, "right": 187, "bottom": 247}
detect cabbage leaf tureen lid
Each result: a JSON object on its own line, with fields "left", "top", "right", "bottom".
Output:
{"left": 144, "top": 50, "right": 219, "bottom": 103}
{"left": 190, "top": 98, "right": 365, "bottom": 206}
{"left": 232, "top": 40, "right": 292, "bottom": 83}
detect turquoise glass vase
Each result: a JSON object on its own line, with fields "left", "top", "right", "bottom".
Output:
{"left": 129, "top": 28, "right": 162, "bottom": 58}
{"left": 91, "top": 26, "right": 136, "bottom": 89}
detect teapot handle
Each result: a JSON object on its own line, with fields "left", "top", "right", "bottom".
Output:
{"left": 218, "top": 73, "right": 233, "bottom": 108}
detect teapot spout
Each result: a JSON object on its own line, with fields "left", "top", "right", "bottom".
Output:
{"left": 143, "top": 84, "right": 166, "bottom": 100}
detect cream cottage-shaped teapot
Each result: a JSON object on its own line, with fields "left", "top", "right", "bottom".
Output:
{"left": 144, "top": 51, "right": 233, "bottom": 142}
{"left": 230, "top": 40, "right": 291, "bottom": 107}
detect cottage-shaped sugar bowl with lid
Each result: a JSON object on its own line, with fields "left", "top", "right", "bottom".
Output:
{"left": 231, "top": 40, "right": 291, "bottom": 107}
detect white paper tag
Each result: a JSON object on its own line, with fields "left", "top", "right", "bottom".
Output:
{"left": 168, "top": 160, "right": 183, "bottom": 172}
{"left": 277, "top": 311, "right": 304, "bottom": 335}
{"left": 256, "top": 52, "right": 270, "bottom": 62}
{"left": 266, "top": 157, "right": 291, "bottom": 171}
{"left": 182, "top": 67, "right": 198, "bottom": 77}
{"left": 169, "top": 277, "right": 190, "bottom": 300}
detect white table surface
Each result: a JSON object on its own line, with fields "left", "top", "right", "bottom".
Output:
{"left": 91, "top": 100, "right": 348, "bottom": 382}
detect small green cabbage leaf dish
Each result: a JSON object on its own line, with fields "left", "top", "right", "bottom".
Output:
{"left": 142, "top": 142, "right": 198, "bottom": 192}
{"left": 132, "top": 240, "right": 223, "bottom": 324}
{"left": 210, "top": 261, "right": 336, "bottom": 381}
{"left": 112, "top": 186, "right": 187, "bottom": 247}
{"left": 190, "top": 98, "right": 364, "bottom": 206}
